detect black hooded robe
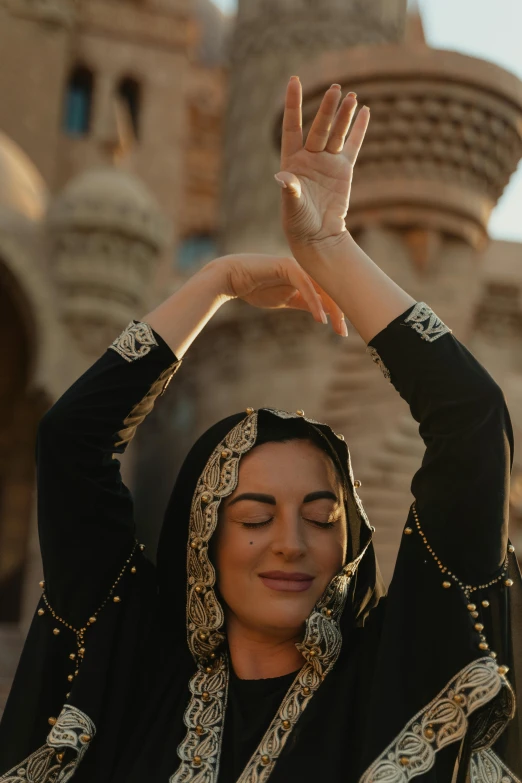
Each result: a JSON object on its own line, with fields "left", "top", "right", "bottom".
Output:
{"left": 0, "top": 302, "right": 520, "bottom": 783}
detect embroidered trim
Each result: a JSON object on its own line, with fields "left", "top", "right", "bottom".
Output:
{"left": 359, "top": 658, "right": 511, "bottom": 783}
{"left": 0, "top": 705, "right": 95, "bottom": 783}
{"left": 404, "top": 302, "right": 452, "bottom": 342}
{"left": 114, "top": 361, "right": 181, "bottom": 448}
{"left": 470, "top": 748, "right": 522, "bottom": 783}
{"left": 366, "top": 346, "right": 391, "bottom": 382}
{"left": 172, "top": 407, "right": 374, "bottom": 783}
{"left": 109, "top": 320, "right": 159, "bottom": 362}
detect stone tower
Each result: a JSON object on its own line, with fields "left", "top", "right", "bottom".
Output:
{"left": 221, "top": 0, "right": 408, "bottom": 255}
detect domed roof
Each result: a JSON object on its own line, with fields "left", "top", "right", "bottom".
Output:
{"left": 48, "top": 166, "right": 168, "bottom": 248}
{"left": 0, "top": 131, "right": 48, "bottom": 222}
{"left": 193, "top": 0, "right": 233, "bottom": 65}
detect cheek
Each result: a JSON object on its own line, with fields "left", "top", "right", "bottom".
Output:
{"left": 213, "top": 526, "right": 263, "bottom": 590}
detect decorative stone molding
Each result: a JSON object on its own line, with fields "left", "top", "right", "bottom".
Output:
{"left": 0, "top": 0, "right": 77, "bottom": 27}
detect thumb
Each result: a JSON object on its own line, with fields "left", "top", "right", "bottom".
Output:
{"left": 274, "top": 172, "right": 302, "bottom": 198}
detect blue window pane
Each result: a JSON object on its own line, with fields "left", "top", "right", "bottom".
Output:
{"left": 63, "top": 67, "right": 93, "bottom": 135}
{"left": 176, "top": 236, "right": 217, "bottom": 272}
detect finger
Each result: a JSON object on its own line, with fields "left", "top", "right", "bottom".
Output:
{"left": 281, "top": 76, "right": 303, "bottom": 162}
{"left": 284, "top": 261, "right": 328, "bottom": 324}
{"left": 343, "top": 105, "right": 370, "bottom": 165}
{"left": 309, "top": 280, "right": 347, "bottom": 336}
{"left": 326, "top": 92, "right": 357, "bottom": 154}
{"left": 305, "top": 85, "right": 343, "bottom": 154}
{"left": 274, "top": 171, "right": 302, "bottom": 198}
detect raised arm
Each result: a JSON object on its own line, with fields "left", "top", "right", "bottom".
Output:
{"left": 275, "top": 77, "right": 512, "bottom": 579}
{"left": 37, "top": 253, "right": 345, "bottom": 627}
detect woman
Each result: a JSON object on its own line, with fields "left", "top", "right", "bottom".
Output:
{"left": 0, "top": 78, "right": 520, "bottom": 782}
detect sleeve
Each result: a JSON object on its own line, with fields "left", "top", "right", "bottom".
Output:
{"left": 36, "top": 320, "right": 181, "bottom": 628}
{"left": 367, "top": 301, "right": 513, "bottom": 584}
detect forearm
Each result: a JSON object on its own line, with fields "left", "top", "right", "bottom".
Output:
{"left": 294, "top": 234, "right": 415, "bottom": 344}
{"left": 142, "top": 259, "right": 231, "bottom": 358}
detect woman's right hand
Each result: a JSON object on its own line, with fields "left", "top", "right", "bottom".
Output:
{"left": 213, "top": 253, "right": 347, "bottom": 336}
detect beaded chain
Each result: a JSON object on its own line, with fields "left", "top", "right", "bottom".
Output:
{"left": 404, "top": 502, "right": 514, "bottom": 671}
{"left": 38, "top": 540, "right": 141, "bottom": 712}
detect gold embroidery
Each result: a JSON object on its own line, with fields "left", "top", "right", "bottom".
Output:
{"left": 359, "top": 658, "right": 512, "bottom": 783}
{"left": 404, "top": 302, "right": 452, "bottom": 342}
{"left": 109, "top": 320, "right": 159, "bottom": 362}
{"left": 470, "top": 748, "right": 521, "bottom": 783}
{"left": 0, "top": 705, "right": 95, "bottom": 783}
{"left": 114, "top": 361, "right": 181, "bottom": 448}
{"left": 366, "top": 346, "right": 391, "bottom": 382}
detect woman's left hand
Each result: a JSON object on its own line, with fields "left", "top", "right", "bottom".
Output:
{"left": 275, "top": 77, "right": 370, "bottom": 253}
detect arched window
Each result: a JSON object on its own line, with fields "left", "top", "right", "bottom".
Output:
{"left": 63, "top": 65, "right": 94, "bottom": 135}
{"left": 117, "top": 77, "right": 141, "bottom": 138}
{"left": 176, "top": 234, "right": 217, "bottom": 273}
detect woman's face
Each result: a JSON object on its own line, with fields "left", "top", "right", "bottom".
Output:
{"left": 214, "top": 439, "right": 347, "bottom": 641}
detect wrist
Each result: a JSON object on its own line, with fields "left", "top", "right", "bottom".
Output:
{"left": 290, "top": 232, "right": 358, "bottom": 288}
{"left": 195, "top": 258, "right": 236, "bottom": 306}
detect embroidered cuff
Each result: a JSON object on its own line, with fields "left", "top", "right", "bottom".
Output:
{"left": 109, "top": 321, "right": 159, "bottom": 362}
{"left": 404, "top": 302, "right": 451, "bottom": 343}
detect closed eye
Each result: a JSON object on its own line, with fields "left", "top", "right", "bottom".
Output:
{"left": 240, "top": 518, "right": 336, "bottom": 529}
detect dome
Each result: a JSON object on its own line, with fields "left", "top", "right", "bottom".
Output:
{"left": 193, "top": 0, "right": 233, "bottom": 65}
{"left": 0, "top": 131, "right": 48, "bottom": 222}
{"left": 48, "top": 166, "right": 169, "bottom": 249}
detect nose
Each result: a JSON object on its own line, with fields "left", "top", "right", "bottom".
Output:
{"left": 270, "top": 511, "right": 307, "bottom": 561}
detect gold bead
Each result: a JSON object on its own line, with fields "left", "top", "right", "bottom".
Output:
{"left": 139, "top": 544, "right": 145, "bottom": 551}
{"left": 481, "top": 600, "right": 490, "bottom": 608}
{"left": 245, "top": 407, "right": 254, "bottom": 415}
{"left": 195, "top": 584, "right": 205, "bottom": 594}
{"left": 504, "top": 578, "right": 514, "bottom": 587}
{"left": 442, "top": 581, "right": 451, "bottom": 589}
{"left": 309, "top": 649, "right": 316, "bottom": 657}
{"left": 424, "top": 727, "right": 435, "bottom": 740}
{"left": 39, "top": 580, "right": 45, "bottom": 589}
{"left": 344, "top": 567, "right": 353, "bottom": 577}
{"left": 68, "top": 674, "right": 74, "bottom": 682}
{"left": 196, "top": 724, "right": 205, "bottom": 736}
{"left": 53, "top": 628, "right": 60, "bottom": 636}
{"left": 69, "top": 653, "right": 76, "bottom": 660}
{"left": 199, "top": 631, "right": 208, "bottom": 641}
{"left": 48, "top": 717, "right": 57, "bottom": 726}
{"left": 471, "top": 611, "right": 479, "bottom": 618}
{"left": 56, "top": 752, "right": 65, "bottom": 763}
{"left": 498, "top": 665, "right": 509, "bottom": 675}
{"left": 131, "top": 566, "right": 137, "bottom": 574}
{"left": 282, "top": 720, "right": 291, "bottom": 730}
{"left": 66, "top": 692, "right": 70, "bottom": 698}
{"left": 221, "top": 450, "right": 229, "bottom": 458}
{"left": 354, "top": 479, "right": 362, "bottom": 489}
{"left": 193, "top": 755, "right": 202, "bottom": 767}
{"left": 205, "top": 666, "right": 212, "bottom": 674}
{"left": 296, "top": 410, "right": 305, "bottom": 417}
{"left": 202, "top": 691, "right": 210, "bottom": 702}
{"left": 38, "top": 608, "right": 45, "bottom": 616}
{"left": 337, "top": 433, "right": 345, "bottom": 441}
{"left": 508, "top": 544, "right": 515, "bottom": 553}
{"left": 490, "top": 651, "right": 497, "bottom": 659}
{"left": 399, "top": 757, "right": 410, "bottom": 767}
{"left": 467, "top": 604, "right": 476, "bottom": 612}
{"left": 113, "top": 596, "right": 121, "bottom": 603}
{"left": 80, "top": 734, "right": 91, "bottom": 743}
{"left": 479, "top": 642, "right": 489, "bottom": 650}
{"left": 453, "top": 694, "right": 465, "bottom": 705}
{"left": 404, "top": 527, "right": 413, "bottom": 536}
{"left": 210, "top": 652, "right": 216, "bottom": 660}
{"left": 201, "top": 494, "right": 211, "bottom": 503}
{"left": 474, "top": 623, "right": 484, "bottom": 632}
{"left": 261, "top": 755, "right": 270, "bottom": 766}
{"left": 323, "top": 608, "right": 332, "bottom": 617}
{"left": 302, "top": 686, "right": 311, "bottom": 696}
{"left": 88, "top": 616, "right": 96, "bottom": 624}
{"left": 79, "top": 647, "right": 86, "bottom": 656}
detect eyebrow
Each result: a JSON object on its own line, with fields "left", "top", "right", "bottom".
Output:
{"left": 226, "top": 490, "right": 338, "bottom": 508}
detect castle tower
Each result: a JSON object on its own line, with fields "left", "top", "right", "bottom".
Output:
{"left": 221, "top": 0, "right": 408, "bottom": 255}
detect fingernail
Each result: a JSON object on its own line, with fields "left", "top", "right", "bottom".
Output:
{"left": 320, "top": 309, "right": 328, "bottom": 325}
{"left": 330, "top": 84, "right": 341, "bottom": 90}
{"left": 341, "top": 319, "right": 348, "bottom": 337}
{"left": 274, "top": 175, "right": 287, "bottom": 189}
{"left": 348, "top": 92, "right": 357, "bottom": 99}
{"left": 290, "top": 75, "right": 300, "bottom": 82}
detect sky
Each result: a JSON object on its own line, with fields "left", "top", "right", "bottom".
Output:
{"left": 212, "top": 0, "right": 522, "bottom": 242}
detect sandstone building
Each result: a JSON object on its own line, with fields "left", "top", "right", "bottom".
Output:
{"left": 0, "top": 0, "right": 521, "bottom": 710}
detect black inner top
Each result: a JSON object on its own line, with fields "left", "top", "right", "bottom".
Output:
{"left": 220, "top": 668, "right": 299, "bottom": 782}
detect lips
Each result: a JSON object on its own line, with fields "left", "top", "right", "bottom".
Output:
{"left": 258, "top": 571, "right": 315, "bottom": 593}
